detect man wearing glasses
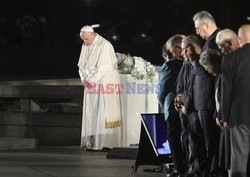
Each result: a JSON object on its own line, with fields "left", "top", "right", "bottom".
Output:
{"left": 191, "top": 10, "right": 222, "bottom": 176}
{"left": 193, "top": 10, "right": 221, "bottom": 53}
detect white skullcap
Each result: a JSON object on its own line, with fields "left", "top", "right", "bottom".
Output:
{"left": 80, "top": 25, "right": 94, "bottom": 32}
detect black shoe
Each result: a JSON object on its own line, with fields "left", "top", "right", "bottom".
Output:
{"left": 163, "top": 166, "right": 174, "bottom": 174}
{"left": 184, "top": 170, "right": 208, "bottom": 177}
{"left": 166, "top": 170, "right": 184, "bottom": 177}
{"left": 143, "top": 166, "right": 164, "bottom": 172}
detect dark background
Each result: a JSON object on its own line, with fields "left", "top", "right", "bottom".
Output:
{"left": 0, "top": 0, "right": 249, "bottom": 80}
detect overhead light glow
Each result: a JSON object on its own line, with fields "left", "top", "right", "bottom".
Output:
{"left": 91, "top": 24, "right": 101, "bottom": 28}
{"left": 140, "top": 33, "right": 147, "bottom": 38}
{"left": 112, "top": 35, "right": 118, "bottom": 41}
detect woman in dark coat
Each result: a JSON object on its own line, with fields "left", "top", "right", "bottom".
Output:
{"left": 200, "top": 48, "right": 230, "bottom": 177}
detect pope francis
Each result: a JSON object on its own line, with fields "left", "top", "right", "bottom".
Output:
{"left": 78, "top": 25, "right": 123, "bottom": 150}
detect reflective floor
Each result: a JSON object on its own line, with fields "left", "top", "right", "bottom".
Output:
{"left": 0, "top": 146, "right": 166, "bottom": 177}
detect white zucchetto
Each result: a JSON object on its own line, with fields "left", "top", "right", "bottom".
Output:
{"left": 80, "top": 25, "right": 94, "bottom": 32}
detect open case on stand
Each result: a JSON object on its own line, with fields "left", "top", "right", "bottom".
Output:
{"left": 132, "top": 113, "right": 172, "bottom": 171}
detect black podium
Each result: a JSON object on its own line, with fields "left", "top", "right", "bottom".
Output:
{"left": 132, "top": 113, "right": 172, "bottom": 171}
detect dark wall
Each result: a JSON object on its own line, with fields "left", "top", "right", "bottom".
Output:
{"left": 0, "top": 47, "right": 81, "bottom": 80}
{"left": 0, "top": 0, "right": 249, "bottom": 80}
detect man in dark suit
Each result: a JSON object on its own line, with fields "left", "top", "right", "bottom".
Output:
{"left": 192, "top": 11, "right": 221, "bottom": 176}
{"left": 221, "top": 24, "right": 250, "bottom": 177}
{"left": 215, "top": 29, "right": 240, "bottom": 176}
{"left": 179, "top": 35, "right": 208, "bottom": 176}
{"left": 158, "top": 34, "right": 185, "bottom": 177}
{"left": 175, "top": 40, "right": 192, "bottom": 166}
{"left": 175, "top": 35, "right": 204, "bottom": 177}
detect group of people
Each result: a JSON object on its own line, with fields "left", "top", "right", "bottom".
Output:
{"left": 76, "top": 10, "right": 250, "bottom": 177}
{"left": 158, "top": 10, "right": 250, "bottom": 177}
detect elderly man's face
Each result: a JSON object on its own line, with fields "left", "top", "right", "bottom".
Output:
{"left": 195, "top": 20, "right": 207, "bottom": 39}
{"left": 181, "top": 43, "right": 198, "bottom": 64}
{"left": 202, "top": 64, "right": 217, "bottom": 76}
{"left": 181, "top": 42, "right": 189, "bottom": 61}
{"left": 217, "top": 38, "right": 240, "bottom": 55}
{"left": 80, "top": 32, "right": 94, "bottom": 46}
{"left": 217, "top": 40, "right": 232, "bottom": 55}
{"left": 170, "top": 46, "right": 182, "bottom": 60}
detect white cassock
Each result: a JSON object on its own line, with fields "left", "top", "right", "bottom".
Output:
{"left": 78, "top": 34, "right": 123, "bottom": 150}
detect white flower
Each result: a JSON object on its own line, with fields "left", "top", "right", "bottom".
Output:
{"left": 123, "top": 55, "right": 134, "bottom": 66}
{"left": 115, "top": 52, "right": 158, "bottom": 82}
{"left": 115, "top": 53, "right": 127, "bottom": 63}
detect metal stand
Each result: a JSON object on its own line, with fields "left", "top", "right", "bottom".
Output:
{"left": 132, "top": 118, "right": 172, "bottom": 172}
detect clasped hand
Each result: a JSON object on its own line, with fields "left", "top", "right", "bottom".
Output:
{"left": 83, "top": 81, "right": 96, "bottom": 89}
{"left": 215, "top": 117, "right": 229, "bottom": 128}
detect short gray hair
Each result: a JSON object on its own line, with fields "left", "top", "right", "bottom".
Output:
{"left": 182, "top": 35, "right": 202, "bottom": 49}
{"left": 167, "top": 34, "right": 185, "bottom": 51}
{"left": 193, "top": 10, "right": 216, "bottom": 24}
{"left": 162, "top": 42, "right": 173, "bottom": 59}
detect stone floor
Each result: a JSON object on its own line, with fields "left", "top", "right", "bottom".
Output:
{"left": 0, "top": 146, "right": 166, "bottom": 177}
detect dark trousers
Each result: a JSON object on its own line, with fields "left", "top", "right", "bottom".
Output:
{"left": 188, "top": 111, "right": 207, "bottom": 172}
{"left": 219, "top": 128, "right": 231, "bottom": 170}
{"left": 198, "top": 110, "right": 220, "bottom": 174}
{"left": 180, "top": 112, "right": 189, "bottom": 163}
{"left": 167, "top": 109, "right": 185, "bottom": 174}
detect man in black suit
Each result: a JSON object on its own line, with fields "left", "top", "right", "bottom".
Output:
{"left": 215, "top": 28, "right": 240, "bottom": 176}
{"left": 221, "top": 24, "right": 250, "bottom": 177}
{"left": 175, "top": 38, "right": 192, "bottom": 166}
{"left": 192, "top": 11, "right": 221, "bottom": 176}
{"left": 177, "top": 35, "right": 207, "bottom": 177}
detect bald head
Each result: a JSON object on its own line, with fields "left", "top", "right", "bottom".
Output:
{"left": 238, "top": 24, "right": 250, "bottom": 46}
{"left": 216, "top": 29, "right": 240, "bottom": 54}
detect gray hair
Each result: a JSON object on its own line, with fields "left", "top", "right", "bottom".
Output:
{"left": 216, "top": 29, "right": 237, "bottom": 45}
{"left": 193, "top": 10, "right": 216, "bottom": 24}
{"left": 162, "top": 42, "right": 173, "bottom": 59}
{"left": 182, "top": 35, "right": 202, "bottom": 49}
{"left": 200, "top": 48, "right": 222, "bottom": 67}
{"left": 167, "top": 34, "right": 185, "bottom": 51}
